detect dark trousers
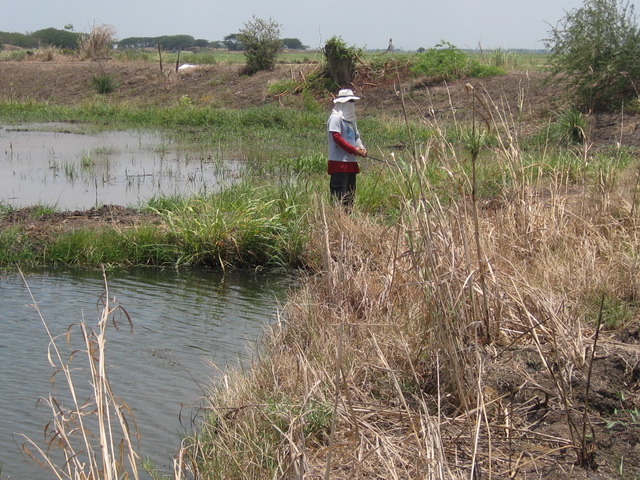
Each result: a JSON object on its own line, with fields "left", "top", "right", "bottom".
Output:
{"left": 330, "top": 172, "right": 357, "bottom": 207}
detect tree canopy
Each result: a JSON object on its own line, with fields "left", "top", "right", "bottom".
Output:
{"left": 282, "top": 38, "right": 307, "bottom": 50}
{"left": 31, "top": 28, "right": 79, "bottom": 49}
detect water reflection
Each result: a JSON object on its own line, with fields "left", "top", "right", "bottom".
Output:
{"left": 0, "top": 124, "right": 240, "bottom": 210}
{"left": 0, "top": 268, "right": 291, "bottom": 479}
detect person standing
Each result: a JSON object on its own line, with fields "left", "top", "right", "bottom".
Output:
{"left": 327, "top": 89, "right": 367, "bottom": 208}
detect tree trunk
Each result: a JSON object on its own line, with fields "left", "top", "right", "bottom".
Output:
{"left": 327, "top": 56, "right": 354, "bottom": 87}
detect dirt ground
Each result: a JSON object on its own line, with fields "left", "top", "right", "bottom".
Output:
{"left": 2, "top": 58, "right": 640, "bottom": 478}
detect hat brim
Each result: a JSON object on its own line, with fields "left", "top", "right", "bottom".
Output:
{"left": 333, "top": 96, "right": 360, "bottom": 103}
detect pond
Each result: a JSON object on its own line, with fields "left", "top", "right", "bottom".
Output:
{"left": 0, "top": 268, "right": 292, "bottom": 479}
{"left": 0, "top": 123, "right": 242, "bottom": 210}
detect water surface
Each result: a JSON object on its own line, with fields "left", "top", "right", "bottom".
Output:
{"left": 0, "top": 268, "right": 290, "bottom": 479}
{"left": 1, "top": 124, "right": 239, "bottom": 210}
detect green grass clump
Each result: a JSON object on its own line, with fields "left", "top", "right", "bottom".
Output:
{"left": 44, "top": 225, "right": 176, "bottom": 267}
{"left": 0, "top": 180, "right": 312, "bottom": 270}
{"left": 267, "top": 78, "right": 298, "bottom": 96}
{"left": 89, "top": 74, "right": 119, "bottom": 94}
{"left": 154, "top": 181, "right": 310, "bottom": 268}
{"left": 0, "top": 229, "right": 37, "bottom": 265}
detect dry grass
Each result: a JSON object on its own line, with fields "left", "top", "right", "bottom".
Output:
{"left": 78, "top": 24, "right": 117, "bottom": 61}
{"left": 178, "top": 102, "right": 640, "bottom": 478}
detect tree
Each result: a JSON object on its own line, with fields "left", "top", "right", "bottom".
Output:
{"left": 32, "top": 27, "right": 79, "bottom": 49}
{"left": 223, "top": 34, "right": 244, "bottom": 51}
{"left": 0, "top": 31, "right": 39, "bottom": 48}
{"left": 237, "top": 16, "right": 282, "bottom": 74}
{"left": 282, "top": 38, "right": 307, "bottom": 50}
{"left": 546, "top": 0, "right": 640, "bottom": 111}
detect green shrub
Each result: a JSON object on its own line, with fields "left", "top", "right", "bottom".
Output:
{"left": 411, "top": 41, "right": 468, "bottom": 80}
{"left": 238, "top": 16, "right": 282, "bottom": 74}
{"left": 546, "top": 0, "right": 640, "bottom": 110}
{"left": 90, "top": 74, "right": 118, "bottom": 94}
{"left": 411, "top": 41, "right": 504, "bottom": 81}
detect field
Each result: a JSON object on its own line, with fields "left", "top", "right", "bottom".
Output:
{"left": 1, "top": 52, "right": 640, "bottom": 479}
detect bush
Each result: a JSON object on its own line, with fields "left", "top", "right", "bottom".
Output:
{"left": 411, "top": 41, "right": 467, "bottom": 80}
{"left": 410, "top": 41, "right": 504, "bottom": 81}
{"left": 90, "top": 74, "right": 118, "bottom": 94}
{"left": 238, "top": 16, "right": 282, "bottom": 74}
{"left": 546, "top": 0, "right": 640, "bottom": 111}
{"left": 79, "top": 24, "right": 116, "bottom": 60}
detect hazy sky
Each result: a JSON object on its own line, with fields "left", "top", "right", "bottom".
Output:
{"left": 1, "top": 0, "right": 626, "bottom": 51}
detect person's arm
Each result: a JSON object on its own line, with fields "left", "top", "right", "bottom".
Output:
{"left": 332, "top": 131, "right": 366, "bottom": 156}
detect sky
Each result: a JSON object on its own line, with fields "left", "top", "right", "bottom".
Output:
{"left": 1, "top": 0, "right": 632, "bottom": 51}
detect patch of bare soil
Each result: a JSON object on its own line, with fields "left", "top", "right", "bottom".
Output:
{"left": 0, "top": 205, "right": 160, "bottom": 242}
{"left": 478, "top": 338, "right": 640, "bottom": 479}
{"left": 0, "top": 59, "right": 300, "bottom": 108}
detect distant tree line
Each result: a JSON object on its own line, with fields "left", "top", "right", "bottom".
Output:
{"left": 222, "top": 34, "right": 306, "bottom": 51}
{"left": 118, "top": 35, "right": 209, "bottom": 50}
{"left": 0, "top": 27, "right": 309, "bottom": 52}
{"left": 0, "top": 28, "right": 79, "bottom": 49}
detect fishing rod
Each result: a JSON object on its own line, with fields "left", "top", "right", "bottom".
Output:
{"left": 365, "top": 154, "right": 389, "bottom": 164}
{"left": 365, "top": 154, "right": 408, "bottom": 171}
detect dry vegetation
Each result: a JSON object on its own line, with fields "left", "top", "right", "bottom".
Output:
{"left": 17, "top": 270, "right": 141, "bottom": 480}
{"left": 182, "top": 131, "right": 640, "bottom": 478}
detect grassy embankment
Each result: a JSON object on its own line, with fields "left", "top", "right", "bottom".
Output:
{"left": 3, "top": 53, "right": 640, "bottom": 479}
{"left": 0, "top": 50, "right": 548, "bottom": 270}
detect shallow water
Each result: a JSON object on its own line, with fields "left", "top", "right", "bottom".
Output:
{"left": 0, "top": 268, "right": 291, "bottom": 479}
{"left": 0, "top": 124, "right": 239, "bottom": 210}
